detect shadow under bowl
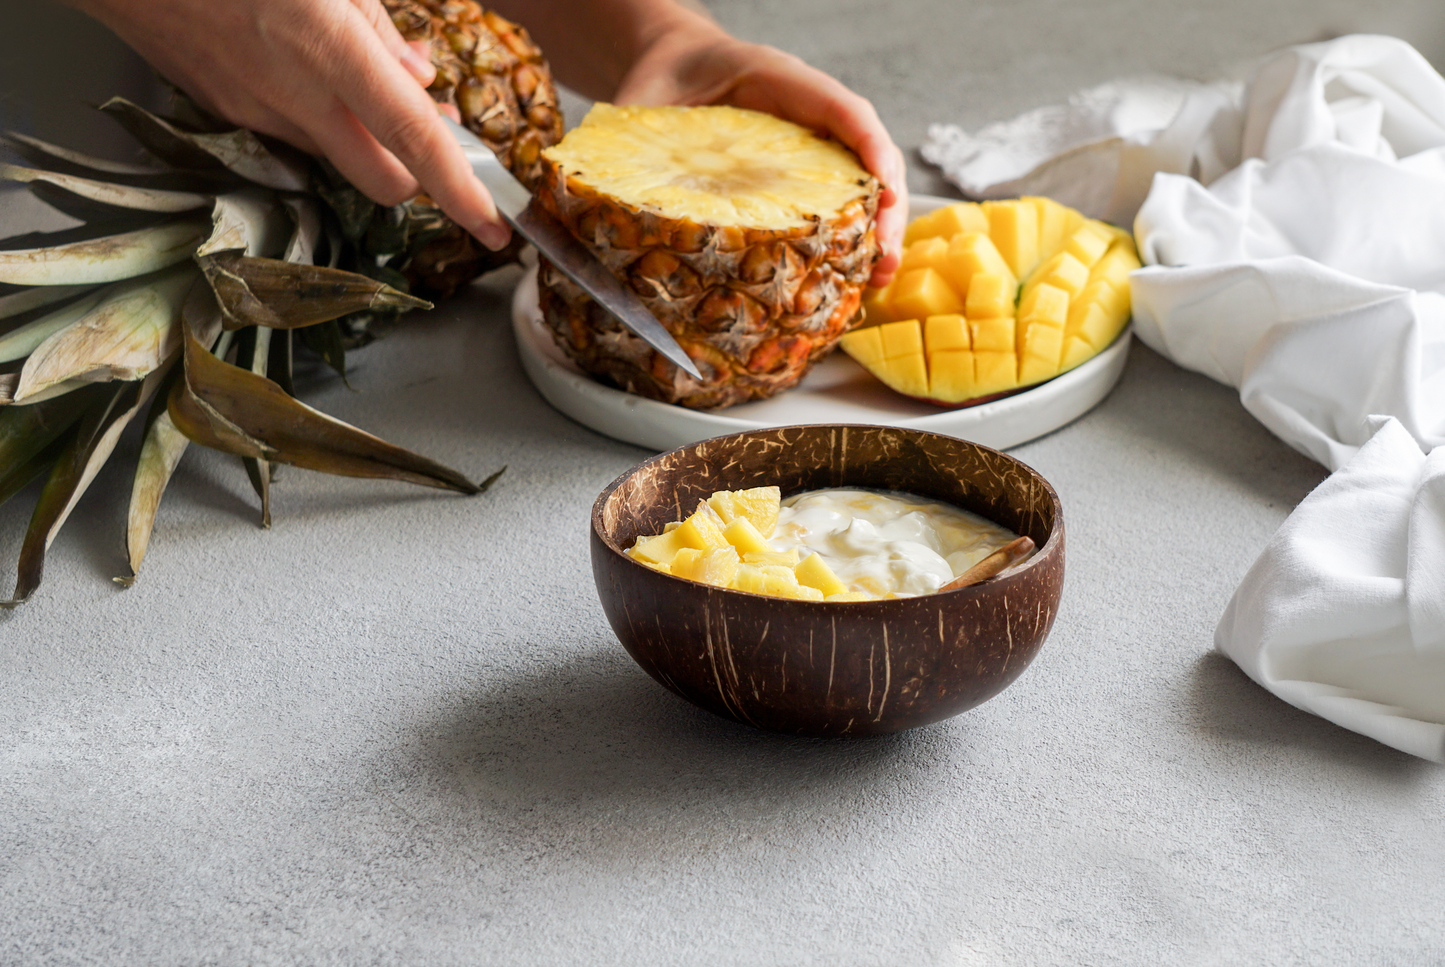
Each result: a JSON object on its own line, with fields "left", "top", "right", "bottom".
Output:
{"left": 591, "top": 424, "right": 1064, "bottom": 736}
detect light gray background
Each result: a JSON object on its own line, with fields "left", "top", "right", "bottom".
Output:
{"left": 3, "top": 2, "right": 1444, "bottom": 965}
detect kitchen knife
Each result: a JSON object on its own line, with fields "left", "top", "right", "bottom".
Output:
{"left": 443, "top": 116, "right": 703, "bottom": 380}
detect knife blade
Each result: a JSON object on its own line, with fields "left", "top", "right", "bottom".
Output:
{"left": 442, "top": 116, "right": 703, "bottom": 381}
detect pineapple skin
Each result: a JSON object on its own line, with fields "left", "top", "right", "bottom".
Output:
{"left": 534, "top": 115, "right": 881, "bottom": 410}
{"left": 384, "top": 0, "right": 563, "bottom": 299}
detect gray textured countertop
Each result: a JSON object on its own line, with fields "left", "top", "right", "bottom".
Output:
{"left": 3, "top": 2, "right": 1444, "bottom": 964}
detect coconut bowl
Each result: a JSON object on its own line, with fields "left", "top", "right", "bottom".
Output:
{"left": 590, "top": 424, "right": 1064, "bottom": 736}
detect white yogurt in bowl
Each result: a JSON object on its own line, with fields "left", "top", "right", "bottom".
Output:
{"left": 769, "top": 489, "right": 1019, "bottom": 597}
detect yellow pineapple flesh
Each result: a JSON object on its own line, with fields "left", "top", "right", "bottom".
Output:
{"left": 624, "top": 487, "right": 880, "bottom": 602}
{"left": 536, "top": 104, "right": 881, "bottom": 409}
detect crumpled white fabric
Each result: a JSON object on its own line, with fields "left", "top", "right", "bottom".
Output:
{"left": 921, "top": 74, "right": 1245, "bottom": 227}
{"left": 923, "top": 34, "right": 1445, "bottom": 759}
{"left": 1217, "top": 417, "right": 1445, "bottom": 763}
{"left": 926, "top": 33, "right": 1445, "bottom": 468}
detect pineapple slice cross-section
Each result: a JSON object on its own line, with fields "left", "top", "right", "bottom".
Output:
{"left": 535, "top": 103, "right": 882, "bottom": 410}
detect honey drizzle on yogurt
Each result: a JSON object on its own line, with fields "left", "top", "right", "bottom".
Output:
{"left": 770, "top": 489, "right": 1018, "bottom": 597}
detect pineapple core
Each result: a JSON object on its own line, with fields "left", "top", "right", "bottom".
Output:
{"left": 542, "top": 104, "right": 874, "bottom": 229}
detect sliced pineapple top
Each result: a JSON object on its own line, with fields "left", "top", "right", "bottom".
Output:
{"left": 542, "top": 104, "right": 874, "bottom": 230}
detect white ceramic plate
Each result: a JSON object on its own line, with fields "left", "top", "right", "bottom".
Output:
{"left": 511, "top": 194, "right": 1132, "bottom": 452}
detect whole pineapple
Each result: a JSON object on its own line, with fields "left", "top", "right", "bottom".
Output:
{"left": 535, "top": 104, "right": 881, "bottom": 409}
{"left": 384, "top": 0, "right": 565, "bottom": 299}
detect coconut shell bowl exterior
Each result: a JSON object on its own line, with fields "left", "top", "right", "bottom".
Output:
{"left": 590, "top": 425, "right": 1065, "bottom": 736}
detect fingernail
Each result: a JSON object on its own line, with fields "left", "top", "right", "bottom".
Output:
{"left": 472, "top": 220, "right": 511, "bottom": 251}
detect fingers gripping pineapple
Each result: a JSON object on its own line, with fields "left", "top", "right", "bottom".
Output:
{"left": 535, "top": 104, "right": 883, "bottom": 410}
{"left": 385, "top": 0, "right": 565, "bottom": 299}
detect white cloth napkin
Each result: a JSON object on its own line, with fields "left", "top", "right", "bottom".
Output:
{"left": 923, "top": 34, "right": 1445, "bottom": 759}
{"left": 925, "top": 33, "right": 1445, "bottom": 468}
{"left": 1217, "top": 417, "right": 1445, "bottom": 763}
{"left": 920, "top": 74, "right": 1243, "bottom": 226}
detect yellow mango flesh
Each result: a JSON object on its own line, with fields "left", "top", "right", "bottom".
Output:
{"left": 889, "top": 266, "right": 965, "bottom": 321}
{"left": 943, "top": 233, "right": 1014, "bottom": 298}
{"left": 904, "top": 201, "right": 989, "bottom": 245}
{"left": 844, "top": 197, "right": 1138, "bottom": 404}
{"left": 965, "top": 273, "right": 1013, "bottom": 319}
{"left": 924, "top": 315, "right": 969, "bottom": 352}
{"left": 982, "top": 200, "right": 1039, "bottom": 278}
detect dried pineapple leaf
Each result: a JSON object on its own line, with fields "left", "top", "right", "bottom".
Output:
{"left": 2, "top": 374, "right": 163, "bottom": 609}
{"left": 2, "top": 376, "right": 99, "bottom": 407}
{"left": 0, "top": 434, "right": 67, "bottom": 512}
{"left": 0, "top": 163, "right": 212, "bottom": 215}
{"left": 234, "top": 325, "right": 274, "bottom": 527}
{"left": 8, "top": 264, "right": 195, "bottom": 402}
{"left": 299, "top": 319, "right": 350, "bottom": 387}
{"left": 198, "top": 251, "right": 430, "bottom": 331}
{"left": 99, "top": 98, "right": 309, "bottom": 192}
{"left": 0, "top": 132, "right": 230, "bottom": 194}
{"left": 127, "top": 323, "right": 237, "bottom": 585}
{"left": 0, "top": 131, "right": 172, "bottom": 178}
{"left": 0, "top": 283, "right": 96, "bottom": 323}
{"left": 281, "top": 196, "right": 322, "bottom": 266}
{"left": 313, "top": 170, "right": 375, "bottom": 244}
{"left": 0, "top": 385, "right": 103, "bottom": 502}
{"left": 169, "top": 317, "right": 483, "bottom": 493}
{"left": 269, "top": 327, "right": 295, "bottom": 398}
{"left": 363, "top": 204, "right": 409, "bottom": 257}
{"left": 0, "top": 287, "right": 109, "bottom": 364}
{"left": 181, "top": 273, "right": 226, "bottom": 352}
{"left": 118, "top": 366, "right": 191, "bottom": 585}
{"left": 0, "top": 217, "right": 208, "bottom": 286}
{"left": 198, "top": 190, "right": 292, "bottom": 259}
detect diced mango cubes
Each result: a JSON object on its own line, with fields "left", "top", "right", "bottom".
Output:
{"left": 924, "top": 314, "right": 969, "bottom": 353}
{"left": 982, "top": 199, "right": 1039, "bottom": 278}
{"left": 944, "top": 233, "right": 1014, "bottom": 297}
{"left": 837, "top": 319, "right": 929, "bottom": 398}
{"left": 625, "top": 488, "right": 879, "bottom": 603}
{"left": 843, "top": 196, "right": 1140, "bottom": 404}
{"left": 890, "top": 266, "right": 965, "bottom": 321}
{"left": 965, "top": 272, "right": 1014, "bottom": 319}
{"left": 904, "top": 201, "right": 989, "bottom": 245}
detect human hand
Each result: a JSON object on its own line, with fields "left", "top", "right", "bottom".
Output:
{"left": 613, "top": 12, "right": 907, "bottom": 288}
{"left": 66, "top": 0, "right": 512, "bottom": 249}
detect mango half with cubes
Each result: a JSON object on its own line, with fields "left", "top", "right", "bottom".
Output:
{"left": 626, "top": 487, "right": 877, "bottom": 602}
{"left": 844, "top": 197, "right": 1139, "bottom": 405}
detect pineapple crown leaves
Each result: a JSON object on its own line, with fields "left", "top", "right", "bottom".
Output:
{"left": 0, "top": 96, "right": 503, "bottom": 608}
